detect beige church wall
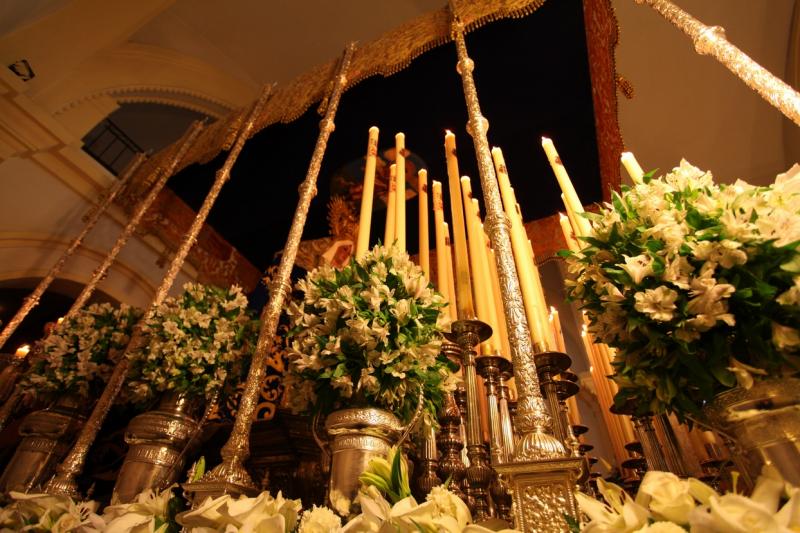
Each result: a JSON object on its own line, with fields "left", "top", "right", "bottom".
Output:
{"left": 44, "top": 43, "right": 256, "bottom": 138}
{"left": 614, "top": 0, "right": 796, "bottom": 186}
{"left": 0, "top": 156, "right": 194, "bottom": 308}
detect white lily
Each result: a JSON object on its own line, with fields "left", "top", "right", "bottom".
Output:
{"left": 102, "top": 485, "right": 175, "bottom": 533}
{"left": 688, "top": 468, "right": 800, "bottom": 533}
{"left": 575, "top": 478, "right": 650, "bottom": 532}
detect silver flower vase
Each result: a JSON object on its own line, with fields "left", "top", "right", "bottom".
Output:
{"left": 0, "top": 394, "right": 85, "bottom": 493}
{"left": 321, "top": 407, "right": 403, "bottom": 516}
{"left": 113, "top": 391, "right": 203, "bottom": 503}
{"left": 703, "top": 377, "right": 800, "bottom": 486}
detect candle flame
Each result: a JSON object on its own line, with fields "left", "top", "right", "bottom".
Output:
{"left": 550, "top": 305, "right": 557, "bottom": 314}
{"left": 57, "top": 317, "right": 64, "bottom": 324}
{"left": 541, "top": 136, "right": 552, "bottom": 143}
{"left": 559, "top": 212, "right": 568, "bottom": 222}
{"left": 589, "top": 365, "right": 594, "bottom": 373}
{"left": 445, "top": 129, "right": 453, "bottom": 136}
{"left": 15, "top": 344, "right": 30, "bottom": 358}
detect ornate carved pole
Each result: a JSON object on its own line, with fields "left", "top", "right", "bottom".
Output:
{"left": 449, "top": 6, "right": 583, "bottom": 530}
{"left": 535, "top": 353, "right": 572, "bottom": 446}
{"left": 415, "top": 425, "right": 442, "bottom": 498}
{"left": 185, "top": 44, "right": 356, "bottom": 500}
{"left": 437, "top": 389, "right": 467, "bottom": 501}
{"left": 451, "top": 321, "right": 494, "bottom": 521}
{"left": 0, "top": 153, "right": 146, "bottom": 351}
{"left": 653, "top": 414, "right": 689, "bottom": 476}
{"left": 497, "top": 367, "right": 516, "bottom": 457}
{"left": 44, "top": 86, "right": 273, "bottom": 498}
{"left": 636, "top": 0, "right": 800, "bottom": 127}
{"left": 449, "top": 7, "right": 561, "bottom": 462}
{"left": 476, "top": 355, "right": 510, "bottom": 465}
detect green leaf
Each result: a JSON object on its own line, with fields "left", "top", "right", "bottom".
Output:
{"left": 564, "top": 514, "right": 581, "bottom": 533}
{"left": 710, "top": 361, "right": 736, "bottom": 388}
{"left": 390, "top": 447, "right": 411, "bottom": 501}
{"left": 359, "top": 471, "right": 392, "bottom": 495}
{"left": 191, "top": 456, "right": 206, "bottom": 482}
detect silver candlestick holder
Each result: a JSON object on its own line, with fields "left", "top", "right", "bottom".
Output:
{"left": 447, "top": 319, "right": 494, "bottom": 522}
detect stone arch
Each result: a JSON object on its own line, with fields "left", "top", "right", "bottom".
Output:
{"left": 0, "top": 235, "right": 156, "bottom": 308}
{"left": 40, "top": 43, "right": 258, "bottom": 137}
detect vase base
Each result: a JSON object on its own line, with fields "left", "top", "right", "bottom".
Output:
{"left": 182, "top": 479, "right": 258, "bottom": 506}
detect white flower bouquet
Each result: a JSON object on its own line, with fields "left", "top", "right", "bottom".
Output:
{"left": 336, "top": 448, "right": 519, "bottom": 533}
{"left": 284, "top": 244, "right": 455, "bottom": 424}
{"left": 573, "top": 469, "right": 800, "bottom": 532}
{"left": 18, "top": 302, "right": 142, "bottom": 401}
{"left": 101, "top": 484, "right": 181, "bottom": 533}
{"left": 126, "top": 283, "right": 259, "bottom": 403}
{"left": 176, "top": 491, "right": 301, "bottom": 533}
{"left": 2, "top": 491, "right": 104, "bottom": 532}
{"left": 566, "top": 161, "right": 800, "bottom": 418}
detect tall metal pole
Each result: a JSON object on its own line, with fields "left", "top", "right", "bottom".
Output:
{"left": 190, "top": 43, "right": 356, "bottom": 497}
{"left": 44, "top": 86, "right": 273, "bottom": 498}
{"left": 636, "top": 0, "right": 800, "bottom": 127}
{"left": 449, "top": 10, "right": 563, "bottom": 462}
{"left": 448, "top": 9, "right": 586, "bottom": 530}
{"left": 62, "top": 122, "right": 206, "bottom": 322}
{"left": 0, "top": 154, "right": 146, "bottom": 351}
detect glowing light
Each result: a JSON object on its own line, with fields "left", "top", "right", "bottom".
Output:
{"left": 15, "top": 344, "right": 30, "bottom": 358}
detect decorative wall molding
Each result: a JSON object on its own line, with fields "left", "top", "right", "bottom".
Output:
{"left": 45, "top": 43, "right": 253, "bottom": 122}
{"left": 0, "top": 234, "right": 156, "bottom": 306}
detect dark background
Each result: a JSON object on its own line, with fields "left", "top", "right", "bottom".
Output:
{"left": 168, "top": 0, "right": 601, "bottom": 272}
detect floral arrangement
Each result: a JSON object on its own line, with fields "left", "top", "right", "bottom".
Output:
{"left": 284, "top": 244, "right": 455, "bottom": 424}
{"left": 573, "top": 469, "right": 800, "bottom": 532}
{"left": 126, "top": 283, "right": 259, "bottom": 403}
{"left": 176, "top": 491, "right": 301, "bottom": 533}
{"left": 565, "top": 161, "right": 800, "bottom": 417}
{"left": 18, "top": 302, "right": 142, "bottom": 401}
{"left": 0, "top": 450, "right": 519, "bottom": 533}
{"left": 341, "top": 448, "right": 519, "bottom": 533}
{"left": 102, "top": 484, "right": 184, "bottom": 533}
{"left": 0, "top": 491, "right": 104, "bottom": 532}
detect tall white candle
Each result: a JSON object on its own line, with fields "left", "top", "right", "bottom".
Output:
{"left": 432, "top": 180, "right": 448, "bottom": 295}
{"left": 559, "top": 212, "right": 581, "bottom": 253}
{"left": 356, "top": 126, "right": 379, "bottom": 259}
{"left": 621, "top": 152, "right": 644, "bottom": 184}
{"left": 418, "top": 169, "right": 430, "bottom": 279}
{"left": 461, "top": 177, "right": 498, "bottom": 353}
{"left": 491, "top": 146, "right": 552, "bottom": 352}
{"left": 384, "top": 164, "right": 397, "bottom": 246}
{"left": 444, "top": 223, "right": 459, "bottom": 322}
{"left": 395, "top": 133, "right": 406, "bottom": 251}
{"left": 445, "top": 131, "right": 475, "bottom": 319}
{"left": 541, "top": 137, "right": 592, "bottom": 237}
